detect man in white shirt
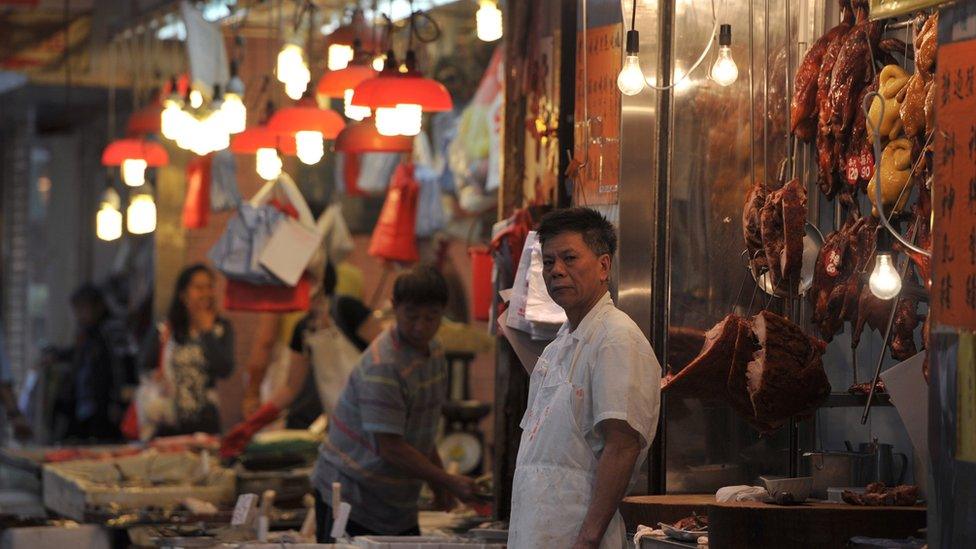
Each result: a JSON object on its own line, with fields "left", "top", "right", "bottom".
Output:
{"left": 508, "top": 207, "right": 661, "bottom": 549}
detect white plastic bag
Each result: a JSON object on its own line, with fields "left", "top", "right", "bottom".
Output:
{"left": 305, "top": 323, "right": 361, "bottom": 416}
{"left": 505, "top": 231, "right": 566, "bottom": 335}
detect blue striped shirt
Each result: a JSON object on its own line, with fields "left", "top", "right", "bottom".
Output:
{"left": 312, "top": 327, "right": 447, "bottom": 533}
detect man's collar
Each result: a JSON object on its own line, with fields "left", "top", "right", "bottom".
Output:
{"left": 558, "top": 292, "right": 614, "bottom": 341}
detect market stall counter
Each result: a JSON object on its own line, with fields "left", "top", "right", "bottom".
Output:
{"left": 622, "top": 495, "right": 926, "bottom": 548}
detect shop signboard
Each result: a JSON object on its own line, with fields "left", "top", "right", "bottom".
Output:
{"left": 573, "top": 0, "right": 621, "bottom": 206}
{"left": 869, "top": 0, "right": 953, "bottom": 21}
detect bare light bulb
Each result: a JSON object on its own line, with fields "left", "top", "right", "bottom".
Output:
{"left": 476, "top": 1, "right": 503, "bottom": 42}
{"left": 121, "top": 158, "right": 147, "bottom": 187}
{"left": 375, "top": 107, "right": 400, "bottom": 136}
{"left": 161, "top": 99, "right": 185, "bottom": 140}
{"left": 395, "top": 104, "right": 423, "bottom": 136}
{"left": 372, "top": 54, "right": 386, "bottom": 72}
{"left": 327, "top": 44, "right": 355, "bottom": 71}
{"left": 220, "top": 92, "right": 247, "bottom": 134}
{"left": 710, "top": 45, "right": 739, "bottom": 87}
{"left": 127, "top": 194, "right": 156, "bottom": 235}
{"left": 189, "top": 90, "right": 204, "bottom": 109}
{"left": 277, "top": 44, "right": 304, "bottom": 83}
{"left": 285, "top": 75, "right": 309, "bottom": 100}
{"left": 869, "top": 252, "right": 902, "bottom": 300}
{"left": 617, "top": 54, "right": 645, "bottom": 96}
{"left": 295, "top": 130, "right": 325, "bottom": 165}
{"left": 201, "top": 112, "right": 230, "bottom": 153}
{"left": 96, "top": 202, "right": 123, "bottom": 241}
{"left": 256, "top": 147, "right": 283, "bottom": 180}
{"left": 343, "top": 89, "right": 371, "bottom": 121}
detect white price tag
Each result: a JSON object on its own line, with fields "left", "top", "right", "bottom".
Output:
{"left": 231, "top": 493, "right": 259, "bottom": 526}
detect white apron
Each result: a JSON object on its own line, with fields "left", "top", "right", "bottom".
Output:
{"left": 508, "top": 341, "right": 627, "bottom": 549}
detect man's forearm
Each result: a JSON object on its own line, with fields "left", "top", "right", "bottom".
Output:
{"left": 378, "top": 436, "right": 452, "bottom": 488}
{"left": 576, "top": 443, "right": 641, "bottom": 546}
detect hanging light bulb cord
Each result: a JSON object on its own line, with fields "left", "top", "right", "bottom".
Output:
{"left": 406, "top": 0, "right": 442, "bottom": 50}
{"left": 862, "top": 91, "right": 932, "bottom": 257}
{"left": 624, "top": 0, "right": 721, "bottom": 91}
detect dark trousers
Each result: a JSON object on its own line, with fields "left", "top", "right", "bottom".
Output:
{"left": 314, "top": 489, "right": 420, "bottom": 543}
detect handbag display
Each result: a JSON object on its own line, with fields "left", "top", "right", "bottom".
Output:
{"left": 368, "top": 161, "right": 420, "bottom": 263}
{"left": 209, "top": 173, "right": 316, "bottom": 286}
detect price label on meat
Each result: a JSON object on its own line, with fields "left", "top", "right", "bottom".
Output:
{"left": 931, "top": 39, "right": 976, "bottom": 331}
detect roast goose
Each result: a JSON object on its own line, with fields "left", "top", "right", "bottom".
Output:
{"left": 661, "top": 316, "right": 739, "bottom": 400}
{"left": 814, "top": 3, "right": 857, "bottom": 198}
{"left": 791, "top": 0, "right": 854, "bottom": 142}
{"left": 901, "top": 13, "right": 939, "bottom": 139}
{"left": 842, "top": 482, "right": 919, "bottom": 506}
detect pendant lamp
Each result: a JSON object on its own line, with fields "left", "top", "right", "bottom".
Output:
{"left": 230, "top": 125, "right": 297, "bottom": 180}
{"left": 326, "top": 9, "right": 384, "bottom": 71}
{"left": 316, "top": 60, "right": 376, "bottom": 120}
{"left": 96, "top": 187, "right": 123, "bottom": 241}
{"left": 126, "top": 103, "right": 163, "bottom": 136}
{"left": 350, "top": 51, "right": 453, "bottom": 137}
{"left": 334, "top": 117, "right": 413, "bottom": 153}
{"left": 266, "top": 98, "right": 345, "bottom": 165}
{"left": 101, "top": 139, "right": 169, "bottom": 187}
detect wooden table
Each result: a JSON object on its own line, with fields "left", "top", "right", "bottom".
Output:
{"left": 622, "top": 495, "right": 926, "bottom": 549}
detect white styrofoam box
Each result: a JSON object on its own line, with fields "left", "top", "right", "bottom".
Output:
{"left": 42, "top": 451, "right": 235, "bottom": 520}
{"left": 0, "top": 490, "right": 46, "bottom": 518}
{"left": 0, "top": 524, "right": 110, "bottom": 549}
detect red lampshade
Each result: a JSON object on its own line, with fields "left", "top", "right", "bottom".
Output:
{"left": 326, "top": 9, "right": 385, "bottom": 53}
{"left": 334, "top": 118, "right": 413, "bottom": 153}
{"left": 101, "top": 139, "right": 169, "bottom": 166}
{"left": 316, "top": 64, "right": 377, "bottom": 99}
{"left": 230, "top": 126, "right": 298, "bottom": 155}
{"left": 351, "top": 74, "right": 453, "bottom": 112}
{"left": 266, "top": 101, "right": 346, "bottom": 139}
{"left": 126, "top": 103, "right": 163, "bottom": 136}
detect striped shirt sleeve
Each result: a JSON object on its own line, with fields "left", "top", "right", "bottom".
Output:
{"left": 357, "top": 362, "right": 407, "bottom": 435}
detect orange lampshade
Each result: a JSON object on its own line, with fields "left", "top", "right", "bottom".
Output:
{"left": 334, "top": 118, "right": 413, "bottom": 153}
{"left": 266, "top": 101, "right": 346, "bottom": 139}
{"left": 230, "top": 126, "right": 298, "bottom": 155}
{"left": 351, "top": 74, "right": 453, "bottom": 111}
{"left": 316, "top": 64, "right": 377, "bottom": 99}
{"left": 101, "top": 139, "right": 169, "bottom": 166}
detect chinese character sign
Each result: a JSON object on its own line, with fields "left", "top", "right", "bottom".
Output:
{"left": 574, "top": 24, "right": 621, "bottom": 206}
{"left": 932, "top": 39, "right": 976, "bottom": 330}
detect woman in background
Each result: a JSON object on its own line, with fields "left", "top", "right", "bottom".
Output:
{"left": 138, "top": 264, "right": 234, "bottom": 435}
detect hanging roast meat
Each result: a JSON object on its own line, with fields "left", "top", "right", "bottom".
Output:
{"left": 759, "top": 179, "right": 807, "bottom": 291}
{"left": 853, "top": 272, "right": 922, "bottom": 360}
{"left": 828, "top": 6, "right": 883, "bottom": 144}
{"left": 844, "top": 81, "right": 878, "bottom": 189}
{"left": 791, "top": 1, "right": 854, "bottom": 142}
{"left": 743, "top": 182, "right": 768, "bottom": 273}
{"left": 815, "top": 6, "right": 857, "bottom": 198}
{"left": 661, "top": 315, "right": 741, "bottom": 400}
{"left": 744, "top": 311, "right": 831, "bottom": 430}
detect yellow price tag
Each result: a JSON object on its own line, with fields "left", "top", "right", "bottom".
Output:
{"left": 869, "top": 0, "right": 951, "bottom": 20}
{"left": 959, "top": 332, "right": 976, "bottom": 463}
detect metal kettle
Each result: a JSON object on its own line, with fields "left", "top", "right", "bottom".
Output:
{"left": 857, "top": 440, "right": 909, "bottom": 486}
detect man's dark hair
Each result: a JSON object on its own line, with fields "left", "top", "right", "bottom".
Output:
{"left": 392, "top": 264, "right": 449, "bottom": 308}
{"left": 537, "top": 207, "right": 617, "bottom": 258}
{"left": 70, "top": 284, "right": 106, "bottom": 309}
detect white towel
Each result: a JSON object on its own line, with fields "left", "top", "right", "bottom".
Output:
{"left": 715, "top": 485, "right": 770, "bottom": 503}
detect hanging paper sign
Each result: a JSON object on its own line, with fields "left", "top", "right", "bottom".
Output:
{"left": 930, "top": 38, "right": 976, "bottom": 331}
{"left": 573, "top": 23, "right": 622, "bottom": 206}
{"left": 869, "top": 0, "right": 952, "bottom": 21}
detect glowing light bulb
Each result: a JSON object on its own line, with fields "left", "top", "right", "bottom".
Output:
{"left": 189, "top": 90, "right": 204, "bottom": 109}
{"left": 711, "top": 45, "right": 739, "bottom": 86}
{"left": 476, "top": 1, "right": 503, "bottom": 42}
{"left": 328, "top": 44, "right": 355, "bottom": 71}
{"left": 869, "top": 252, "right": 902, "bottom": 300}
{"left": 220, "top": 92, "right": 247, "bottom": 134}
{"left": 285, "top": 72, "right": 310, "bottom": 100}
{"left": 121, "top": 158, "right": 147, "bottom": 187}
{"left": 277, "top": 44, "right": 305, "bottom": 84}
{"left": 96, "top": 202, "right": 123, "bottom": 241}
{"left": 256, "top": 147, "right": 283, "bottom": 180}
{"left": 201, "top": 112, "right": 230, "bottom": 153}
{"left": 127, "top": 194, "right": 156, "bottom": 235}
{"left": 375, "top": 107, "right": 400, "bottom": 136}
{"left": 617, "top": 54, "right": 645, "bottom": 96}
{"left": 372, "top": 54, "right": 386, "bottom": 72}
{"left": 175, "top": 114, "right": 200, "bottom": 150}
{"left": 395, "top": 104, "right": 423, "bottom": 136}
{"left": 342, "top": 89, "right": 371, "bottom": 121}
{"left": 161, "top": 100, "right": 185, "bottom": 140}
{"left": 295, "top": 130, "right": 324, "bottom": 165}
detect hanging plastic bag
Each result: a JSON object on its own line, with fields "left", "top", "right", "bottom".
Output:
{"left": 356, "top": 152, "right": 401, "bottom": 195}
{"left": 368, "top": 161, "right": 420, "bottom": 263}
{"left": 208, "top": 173, "right": 315, "bottom": 285}
{"left": 306, "top": 319, "right": 362, "bottom": 415}
{"left": 182, "top": 155, "right": 211, "bottom": 229}
{"left": 307, "top": 203, "right": 356, "bottom": 280}
{"left": 505, "top": 231, "right": 566, "bottom": 336}
{"left": 414, "top": 164, "right": 446, "bottom": 238}
{"left": 210, "top": 149, "right": 242, "bottom": 211}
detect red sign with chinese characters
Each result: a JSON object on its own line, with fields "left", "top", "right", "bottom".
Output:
{"left": 931, "top": 39, "right": 976, "bottom": 330}
{"left": 573, "top": 24, "right": 621, "bottom": 206}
